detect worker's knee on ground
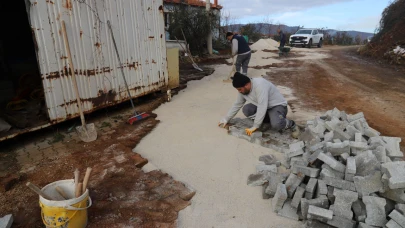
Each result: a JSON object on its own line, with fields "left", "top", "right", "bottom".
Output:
{"left": 270, "top": 117, "right": 286, "bottom": 131}
{"left": 242, "top": 104, "right": 256, "bottom": 117}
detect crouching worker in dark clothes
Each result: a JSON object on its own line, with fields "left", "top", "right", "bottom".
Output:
{"left": 218, "top": 72, "right": 300, "bottom": 138}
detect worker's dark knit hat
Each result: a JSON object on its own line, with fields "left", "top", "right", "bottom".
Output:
{"left": 231, "top": 72, "right": 250, "bottom": 88}
{"left": 226, "top": 32, "right": 233, "bottom": 37}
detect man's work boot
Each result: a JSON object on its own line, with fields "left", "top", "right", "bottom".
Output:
{"left": 290, "top": 121, "right": 301, "bottom": 139}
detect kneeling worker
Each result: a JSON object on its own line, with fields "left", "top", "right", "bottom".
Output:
{"left": 219, "top": 72, "right": 300, "bottom": 138}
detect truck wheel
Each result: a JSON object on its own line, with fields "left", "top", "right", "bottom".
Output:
{"left": 318, "top": 39, "right": 323, "bottom": 48}
{"left": 308, "top": 39, "right": 312, "bottom": 48}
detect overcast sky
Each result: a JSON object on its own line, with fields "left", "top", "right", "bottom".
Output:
{"left": 218, "top": 0, "right": 392, "bottom": 33}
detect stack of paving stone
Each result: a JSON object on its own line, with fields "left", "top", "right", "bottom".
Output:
{"left": 246, "top": 108, "right": 405, "bottom": 228}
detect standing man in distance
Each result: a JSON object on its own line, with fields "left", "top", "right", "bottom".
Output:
{"left": 218, "top": 72, "right": 300, "bottom": 138}
{"left": 226, "top": 32, "right": 251, "bottom": 76}
{"left": 277, "top": 28, "right": 286, "bottom": 48}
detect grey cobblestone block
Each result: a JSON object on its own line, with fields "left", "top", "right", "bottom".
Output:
{"left": 357, "top": 222, "right": 374, "bottom": 228}
{"left": 304, "top": 220, "right": 333, "bottom": 228}
{"left": 363, "top": 196, "right": 388, "bottom": 227}
{"left": 265, "top": 172, "right": 287, "bottom": 197}
{"left": 382, "top": 137, "right": 402, "bottom": 158}
{"left": 346, "top": 157, "right": 356, "bottom": 174}
{"left": 318, "top": 153, "right": 346, "bottom": 173}
{"left": 355, "top": 150, "right": 381, "bottom": 177}
{"left": 326, "top": 141, "right": 350, "bottom": 156}
{"left": 353, "top": 171, "right": 384, "bottom": 198}
{"left": 340, "top": 153, "right": 349, "bottom": 162}
{"left": 304, "top": 178, "right": 316, "bottom": 193}
{"left": 326, "top": 215, "right": 356, "bottom": 228}
{"left": 317, "top": 180, "right": 328, "bottom": 195}
{"left": 321, "top": 176, "right": 356, "bottom": 191}
{"left": 381, "top": 161, "right": 405, "bottom": 189}
{"left": 380, "top": 188, "right": 405, "bottom": 203}
{"left": 305, "top": 191, "right": 315, "bottom": 200}
{"left": 372, "top": 146, "right": 387, "bottom": 163}
{"left": 247, "top": 173, "right": 266, "bottom": 186}
{"left": 308, "top": 150, "right": 323, "bottom": 163}
{"left": 324, "top": 131, "right": 334, "bottom": 143}
{"left": 291, "top": 186, "right": 306, "bottom": 208}
{"left": 347, "top": 112, "right": 364, "bottom": 122}
{"left": 285, "top": 173, "right": 305, "bottom": 198}
{"left": 333, "top": 129, "right": 351, "bottom": 141}
{"left": 262, "top": 183, "right": 271, "bottom": 199}
{"left": 320, "top": 164, "right": 345, "bottom": 180}
{"left": 301, "top": 196, "right": 330, "bottom": 219}
{"left": 307, "top": 205, "right": 333, "bottom": 222}
{"left": 259, "top": 154, "right": 278, "bottom": 166}
{"left": 333, "top": 139, "right": 342, "bottom": 143}
{"left": 277, "top": 200, "right": 299, "bottom": 221}
{"left": 345, "top": 125, "right": 360, "bottom": 141}
{"left": 256, "top": 164, "right": 278, "bottom": 174}
{"left": 327, "top": 186, "right": 335, "bottom": 204}
{"left": 325, "top": 117, "right": 341, "bottom": 131}
{"left": 353, "top": 199, "right": 366, "bottom": 222}
{"left": 292, "top": 165, "right": 320, "bottom": 178}
{"left": 345, "top": 173, "right": 354, "bottom": 182}
{"left": 329, "top": 189, "right": 358, "bottom": 220}
{"left": 386, "top": 219, "right": 403, "bottom": 228}
{"left": 309, "top": 142, "right": 325, "bottom": 152}
{"left": 368, "top": 136, "right": 385, "bottom": 149}
{"left": 396, "top": 204, "right": 405, "bottom": 215}
{"left": 364, "top": 127, "right": 380, "bottom": 138}
{"left": 272, "top": 183, "right": 288, "bottom": 213}
{"left": 389, "top": 209, "right": 405, "bottom": 227}
{"left": 349, "top": 141, "right": 368, "bottom": 151}
{"left": 290, "top": 157, "right": 308, "bottom": 168}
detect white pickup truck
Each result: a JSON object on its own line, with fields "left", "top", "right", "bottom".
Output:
{"left": 289, "top": 29, "right": 323, "bottom": 48}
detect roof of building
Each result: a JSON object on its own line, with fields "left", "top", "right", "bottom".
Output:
{"left": 163, "top": 0, "right": 222, "bottom": 10}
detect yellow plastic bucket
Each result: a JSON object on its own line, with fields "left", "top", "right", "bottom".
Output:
{"left": 39, "top": 179, "right": 92, "bottom": 228}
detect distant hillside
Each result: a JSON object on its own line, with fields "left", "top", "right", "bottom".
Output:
{"left": 226, "top": 23, "right": 374, "bottom": 40}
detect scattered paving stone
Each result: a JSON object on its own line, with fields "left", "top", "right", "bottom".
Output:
{"left": 243, "top": 108, "right": 405, "bottom": 227}
{"left": 363, "top": 196, "right": 388, "bottom": 227}
{"left": 388, "top": 209, "right": 405, "bottom": 227}
{"left": 329, "top": 189, "right": 358, "bottom": 220}
{"left": 326, "top": 215, "right": 356, "bottom": 228}
{"left": 247, "top": 173, "right": 266, "bottom": 186}
{"left": 382, "top": 161, "right": 405, "bottom": 189}
{"left": 307, "top": 205, "right": 333, "bottom": 222}
{"left": 272, "top": 183, "right": 288, "bottom": 213}
{"left": 386, "top": 219, "right": 403, "bottom": 228}
{"left": 285, "top": 173, "right": 305, "bottom": 198}
{"left": 291, "top": 186, "right": 306, "bottom": 209}
{"left": 277, "top": 200, "right": 299, "bottom": 221}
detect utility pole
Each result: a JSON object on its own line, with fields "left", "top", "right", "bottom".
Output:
{"left": 206, "top": 0, "right": 213, "bottom": 54}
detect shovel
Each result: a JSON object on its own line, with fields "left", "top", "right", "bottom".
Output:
{"left": 61, "top": 21, "right": 97, "bottom": 142}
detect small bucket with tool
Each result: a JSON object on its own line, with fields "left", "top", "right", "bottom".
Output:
{"left": 39, "top": 179, "right": 92, "bottom": 228}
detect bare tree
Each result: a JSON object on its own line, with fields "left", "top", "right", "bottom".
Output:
{"left": 262, "top": 14, "right": 273, "bottom": 37}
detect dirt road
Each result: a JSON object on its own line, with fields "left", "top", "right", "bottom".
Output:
{"left": 265, "top": 46, "right": 405, "bottom": 150}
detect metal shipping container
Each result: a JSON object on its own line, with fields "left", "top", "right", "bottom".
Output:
{"left": 28, "top": 0, "right": 168, "bottom": 123}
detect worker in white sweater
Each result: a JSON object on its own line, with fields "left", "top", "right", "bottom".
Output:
{"left": 226, "top": 32, "right": 251, "bottom": 75}
{"left": 219, "top": 72, "right": 300, "bottom": 138}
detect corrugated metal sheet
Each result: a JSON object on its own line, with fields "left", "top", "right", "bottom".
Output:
{"left": 28, "top": 0, "right": 168, "bottom": 122}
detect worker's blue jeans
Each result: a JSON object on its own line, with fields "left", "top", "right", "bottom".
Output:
{"left": 242, "top": 104, "right": 293, "bottom": 131}
{"left": 235, "top": 52, "right": 251, "bottom": 75}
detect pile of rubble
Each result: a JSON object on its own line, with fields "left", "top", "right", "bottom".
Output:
{"left": 247, "top": 108, "right": 405, "bottom": 228}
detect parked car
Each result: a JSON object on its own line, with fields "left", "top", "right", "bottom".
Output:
{"left": 289, "top": 29, "right": 324, "bottom": 48}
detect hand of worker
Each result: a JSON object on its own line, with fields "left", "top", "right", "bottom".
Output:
{"left": 245, "top": 127, "right": 258, "bottom": 136}
{"left": 218, "top": 118, "right": 228, "bottom": 128}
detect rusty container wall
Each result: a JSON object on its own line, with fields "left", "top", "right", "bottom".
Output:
{"left": 28, "top": 0, "right": 168, "bottom": 122}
